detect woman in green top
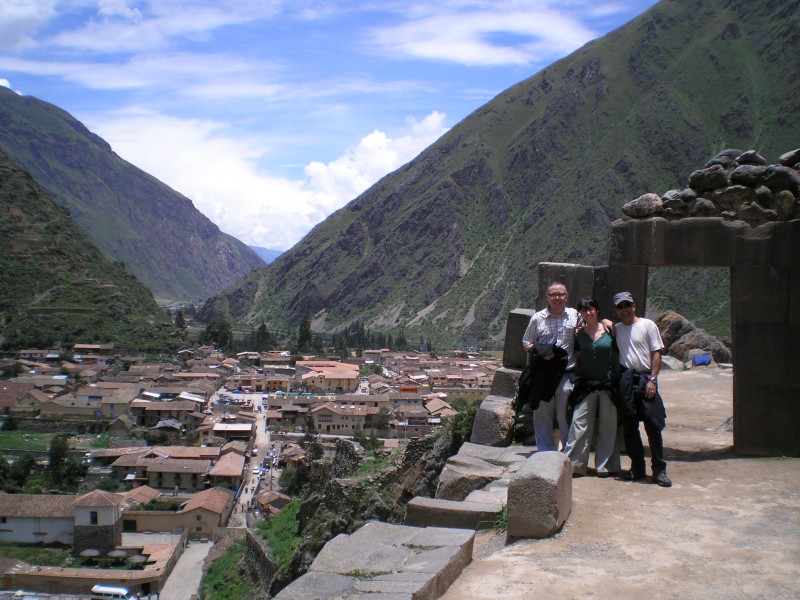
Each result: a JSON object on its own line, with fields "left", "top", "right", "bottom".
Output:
{"left": 564, "top": 297, "right": 620, "bottom": 477}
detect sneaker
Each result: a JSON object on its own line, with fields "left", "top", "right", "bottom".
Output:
{"left": 619, "top": 470, "right": 646, "bottom": 481}
{"left": 653, "top": 472, "right": 672, "bottom": 487}
{"left": 596, "top": 470, "right": 611, "bottom": 478}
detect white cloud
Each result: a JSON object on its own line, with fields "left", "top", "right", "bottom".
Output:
{"left": 89, "top": 108, "right": 448, "bottom": 251}
{"left": 0, "top": 0, "right": 58, "bottom": 51}
{"left": 366, "top": 1, "right": 598, "bottom": 66}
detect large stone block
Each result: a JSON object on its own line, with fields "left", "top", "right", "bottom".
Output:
{"left": 609, "top": 218, "right": 755, "bottom": 267}
{"left": 456, "top": 442, "right": 535, "bottom": 466}
{"left": 734, "top": 382, "right": 800, "bottom": 457}
{"left": 469, "top": 395, "right": 515, "bottom": 447}
{"left": 436, "top": 453, "right": 505, "bottom": 501}
{"left": 405, "top": 497, "right": 503, "bottom": 530}
{"left": 772, "top": 220, "right": 800, "bottom": 268}
{"left": 503, "top": 309, "right": 534, "bottom": 369}
{"left": 595, "top": 264, "right": 649, "bottom": 320}
{"left": 538, "top": 262, "right": 595, "bottom": 309}
{"left": 731, "top": 265, "right": 788, "bottom": 324}
{"left": 490, "top": 367, "right": 521, "bottom": 398}
{"left": 277, "top": 521, "right": 475, "bottom": 600}
{"left": 507, "top": 451, "right": 572, "bottom": 539}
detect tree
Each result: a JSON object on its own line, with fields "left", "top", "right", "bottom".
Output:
{"left": 48, "top": 434, "right": 70, "bottom": 475}
{"left": 203, "top": 318, "right": 233, "bottom": 350}
{"left": 174, "top": 309, "right": 186, "bottom": 329}
{"left": 376, "top": 407, "right": 392, "bottom": 432}
{"left": 297, "top": 311, "right": 312, "bottom": 350}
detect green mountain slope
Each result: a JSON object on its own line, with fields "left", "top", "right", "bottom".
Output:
{"left": 0, "top": 149, "right": 180, "bottom": 351}
{"left": 0, "top": 87, "right": 264, "bottom": 303}
{"left": 199, "top": 0, "right": 799, "bottom": 346}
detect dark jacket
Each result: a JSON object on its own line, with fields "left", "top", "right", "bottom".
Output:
{"left": 566, "top": 376, "right": 617, "bottom": 425}
{"left": 516, "top": 344, "right": 568, "bottom": 412}
{"left": 618, "top": 367, "right": 666, "bottom": 430}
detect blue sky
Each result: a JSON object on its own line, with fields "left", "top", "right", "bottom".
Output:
{"left": 0, "top": 0, "right": 658, "bottom": 251}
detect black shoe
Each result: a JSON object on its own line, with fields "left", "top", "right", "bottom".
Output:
{"left": 653, "top": 472, "right": 672, "bottom": 487}
{"left": 596, "top": 471, "right": 611, "bottom": 478}
{"left": 619, "top": 470, "right": 646, "bottom": 481}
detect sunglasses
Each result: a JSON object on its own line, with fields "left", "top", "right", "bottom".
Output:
{"left": 615, "top": 302, "right": 633, "bottom": 308}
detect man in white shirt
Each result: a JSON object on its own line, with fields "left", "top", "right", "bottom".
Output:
{"left": 613, "top": 291, "right": 671, "bottom": 487}
{"left": 522, "top": 282, "right": 580, "bottom": 452}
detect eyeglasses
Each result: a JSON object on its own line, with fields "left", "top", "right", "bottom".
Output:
{"left": 547, "top": 292, "right": 567, "bottom": 298}
{"left": 615, "top": 302, "right": 633, "bottom": 308}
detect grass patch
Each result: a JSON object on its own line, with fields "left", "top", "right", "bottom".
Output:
{"left": 0, "top": 431, "right": 53, "bottom": 451}
{"left": 353, "top": 450, "right": 396, "bottom": 478}
{"left": 200, "top": 540, "right": 254, "bottom": 600}
{"left": 492, "top": 506, "right": 508, "bottom": 532}
{"left": 0, "top": 545, "right": 70, "bottom": 566}
{"left": 255, "top": 499, "right": 301, "bottom": 569}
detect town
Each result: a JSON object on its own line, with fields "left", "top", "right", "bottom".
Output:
{"left": 0, "top": 342, "right": 497, "bottom": 598}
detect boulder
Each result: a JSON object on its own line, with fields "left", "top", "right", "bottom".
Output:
{"left": 661, "top": 355, "right": 684, "bottom": 371}
{"left": 707, "top": 184, "right": 755, "bottom": 212}
{"left": 763, "top": 165, "right": 800, "bottom": 195}
{"left": 689, "top": 164, "right": 729, "bottom": 192}
{"left": 655, "top": 311, "right": 732, "bottom": 364}
{"left": 735, "top": 150, "right": 768, "bottom": 165}
{"left": 507, "top": 451, "right": 572, "bottom": 539}
{"left": 469, "top": 395, "right": 515, "bottom": 447}
{"left": 622, "top": 192, "right": 662, "bottom": 218}
{"left": 778, "top": 148, "right": 800, "bottom": 167}
{"left": 669, "top": 329, "right": 732, "bottom": 364}
{"left": 691, "top": 197, "right": 718, "bottom": 216}
{"left": 738, "top": 201, "right": 778, "bottom": 224}
{"left": 704, "top": 148, "right": 743, "bottom": 168}
{"left": 775, "top": 190, "right": 797, "bottom": 220}
{"left": 730, "top": 164, "right": 768, "bottom": 186}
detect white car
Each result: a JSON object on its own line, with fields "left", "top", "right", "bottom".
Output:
{"left": 252, "top": 465, "right": 261, "bottom": 474}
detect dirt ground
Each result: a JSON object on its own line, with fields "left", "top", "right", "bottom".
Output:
{"left": 441, "top": 368, "right": 800, "bottom": 600}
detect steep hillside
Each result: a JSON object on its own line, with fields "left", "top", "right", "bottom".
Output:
{"left": 0, "top": 87, "right": 264, "bottom": 302}
{"left": 0, "top": 149, "right": 179, "bottom": 351}
{"left": 200, "top": 0, "right": 799, "bottom": 346}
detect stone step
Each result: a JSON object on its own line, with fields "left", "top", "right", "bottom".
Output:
{"left": 405, "top": 496, "right": 503, "bottom": 530}
{"left": 274, "top": 521, "right": 474, "bottom": 600}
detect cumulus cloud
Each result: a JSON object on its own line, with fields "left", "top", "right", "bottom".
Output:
{"left": 0, "top": 0, "right": 58, "bottom": 51}
{"left": 90, "top": 109, "right": 448, "bottom": 251}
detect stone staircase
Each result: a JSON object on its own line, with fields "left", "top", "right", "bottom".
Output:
{"left": 277, "top": 309, "right": 572, "bottom": 599}
{"left": 273, "top": 521, "right": 474, "bottom": 600}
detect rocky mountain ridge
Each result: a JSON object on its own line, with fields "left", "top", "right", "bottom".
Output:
{"left": 198, "top": 0, "right": 800, "bottom": 346}
{"left": 0, "top": 86, "right": 264, "bottom": 303}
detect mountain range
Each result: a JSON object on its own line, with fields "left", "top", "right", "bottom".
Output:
{"left": 0, "top": 86, "right": 264, "bottom": 303}
{"left": 198, "top": 0, "right": 799, "bottom": 346}
{"left": 0, "top": 148, "right": 179, "bottom": 351}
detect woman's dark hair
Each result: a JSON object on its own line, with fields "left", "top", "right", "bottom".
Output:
{"left": 576, "top": 296, "right": 599, "bottom": 311}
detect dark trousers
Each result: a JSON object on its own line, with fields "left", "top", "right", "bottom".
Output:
{"left": 622, "top": 416, "right": 666, "bottom": 476}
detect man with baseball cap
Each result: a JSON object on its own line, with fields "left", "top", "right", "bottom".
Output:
{"left": 613, "top": 291, "right": 671, "bottom": 487}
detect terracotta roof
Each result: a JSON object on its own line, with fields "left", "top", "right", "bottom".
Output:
{"left": 0, "top": 492, "right": 77, "bottom": 518}
{"left": 312, "top": 404, "right": 379, "bottom": 416}
{"left": 182, "top": 486, "right": 234, "bottom": 514}
{"left": 73, "top": 489, "right": 123, "bottom": 507}
{"left": 145, "top": 458, "right": 211, "bottom": 474}
{"left": 123, "top": 485, "right": 162, "bottom": 505}
{"left": 209, "top": 452, "right": 245, "bottom": 477}
{"left": 151, "top": 446, "right": 220, "bottom": 460}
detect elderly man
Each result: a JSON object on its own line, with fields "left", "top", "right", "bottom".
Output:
{"left": 613, "top": 291, "right": 672, "bottom": 487}
{"left": 522, "top": 282, "right": 580, "bottom": 452}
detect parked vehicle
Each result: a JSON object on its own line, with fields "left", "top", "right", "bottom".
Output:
{"left": 90, "top": 584, "right": 139, "bottom": 600}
